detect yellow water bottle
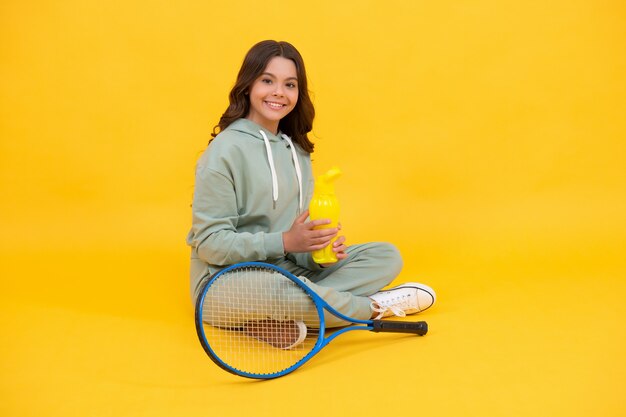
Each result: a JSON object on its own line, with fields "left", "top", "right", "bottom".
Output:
{"left": 309, "top": 167, "right": 342, "bottom": 264}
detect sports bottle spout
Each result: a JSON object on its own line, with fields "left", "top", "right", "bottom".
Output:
{"left": 309, "top": 167, "right": 342, "bottom": 264}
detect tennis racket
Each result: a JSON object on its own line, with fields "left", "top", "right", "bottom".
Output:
{"left": 195, "top": 262, "right": 428, "bottom": 379}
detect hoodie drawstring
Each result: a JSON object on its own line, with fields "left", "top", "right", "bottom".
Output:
{"left": 281, "top": 134, "right": 303, "bottom": 212}
{"left": 259, "top": 130, "right": 303, "bottom": 212}
{"left": 260, "top": 130, "right": 279, "bottom": 207}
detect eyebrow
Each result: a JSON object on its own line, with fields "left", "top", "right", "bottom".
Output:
{"left": 261, "top": 72, "right": 298, "bottom": 81}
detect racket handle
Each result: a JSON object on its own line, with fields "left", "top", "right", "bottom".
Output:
{"left": 371, "top": 320, "right": 428, "bottom": 336}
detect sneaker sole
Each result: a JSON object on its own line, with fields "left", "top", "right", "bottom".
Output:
{"left": 282, "top": 321, "right": 308, "bottom": 350}
{"left": 383, "top": 283, "right": 436, "bottom": 312}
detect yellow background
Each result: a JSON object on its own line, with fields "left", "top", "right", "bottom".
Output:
{"left": 1, "top": 1, "right": 625, "bottom": 416}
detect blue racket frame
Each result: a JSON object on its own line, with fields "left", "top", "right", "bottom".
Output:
{"left": 195, "top": 262, "right": 382, "bottom": 379}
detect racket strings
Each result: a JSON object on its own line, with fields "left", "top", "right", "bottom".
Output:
{"left": 201, "top": 266, "right": 321, "bottom": 375}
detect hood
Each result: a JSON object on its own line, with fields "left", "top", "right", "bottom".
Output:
{"left": 226, "top": 118, "right": 303, "bottom": 212}
{"left": 226, "top": 118, "right": 282, "bottom": 142}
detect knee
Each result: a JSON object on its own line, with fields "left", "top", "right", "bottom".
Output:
{"left": 359, "top": 242, "right": 403, "bottom": 277}
{"left": 377, "top": 242, "right": 403, "bottom": 275}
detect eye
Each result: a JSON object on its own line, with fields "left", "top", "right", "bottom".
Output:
{"left": 286, "top": 82, "right": 297, "bottom": 88}
{"left": 261, "top": 78, "right": 272, "bottom": 84}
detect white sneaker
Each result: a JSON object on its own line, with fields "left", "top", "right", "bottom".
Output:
{"left": 370, "top": 283, "right": 436, "bottom": 319}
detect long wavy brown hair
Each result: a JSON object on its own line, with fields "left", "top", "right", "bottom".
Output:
{"left": 211, "top": 40, "right": 315, "bottom": 153}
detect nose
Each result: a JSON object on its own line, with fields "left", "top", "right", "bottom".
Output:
{"left": 272, "top": 85, "right": 284, "bottom": 97}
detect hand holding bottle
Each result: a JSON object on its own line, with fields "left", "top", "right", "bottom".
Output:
{"left": 319, "top": 231, "right": 348, "bottom": 267}
{"left": 282, "top": 210, "right": 339, "bottom": 253}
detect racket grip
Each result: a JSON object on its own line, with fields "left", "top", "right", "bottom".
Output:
{"left": 371, "top": 320, "right": 428, "bottom": 336}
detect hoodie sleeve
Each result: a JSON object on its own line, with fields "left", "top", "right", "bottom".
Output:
{"left": 188, "top": 162, "right": 285, "bottom": 266}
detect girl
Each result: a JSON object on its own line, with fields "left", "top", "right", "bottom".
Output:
{"left": 187, "top": 40, "right": 435, "bottom": 348}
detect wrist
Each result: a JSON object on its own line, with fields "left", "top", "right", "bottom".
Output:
{"left": 282, "top": 232, "right": 291, "bottom": 253}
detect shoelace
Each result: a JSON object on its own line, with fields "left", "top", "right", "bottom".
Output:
{"left": 371, "top": 304, "right": 407, "bottom": 320}
{"left": 370, "top": 294, "right": 414, "bottom": 320}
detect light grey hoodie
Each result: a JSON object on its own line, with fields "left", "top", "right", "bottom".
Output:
{"left": 186, "top": 118, "right": 320, "bottom": 301}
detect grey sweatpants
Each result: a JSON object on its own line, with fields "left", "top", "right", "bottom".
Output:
{"left": 270, "top": 242, "right": 403, "bottom": 327}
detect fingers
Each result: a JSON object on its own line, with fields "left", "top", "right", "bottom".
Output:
{"left": 307, "top": 218, "right": 332, "bottom": 229}
{"left": 309, "top": 235, "right": 335, "bottom": 248}
{"left": 310, "top": 242, "right": 332, "bottom": 251}
{"left": 311, "top": 227, "right": 338, "bottom": 238}
{"left": 311, "top": 232, "right": 344, "bottom": 249}
{"left": 335, "top": 252, "right": 348, "bottom": 260}
{"left": 310, "top": 232, "right": 342, "bottom": 250}
{"left": 295, "top": 210, "right": 310, "bottom": 224}
{"left": 333, "top": 242, "right": 347, "bottom": 254}
{"left": 332, "top": 235, "right": 347, "bottom": 256}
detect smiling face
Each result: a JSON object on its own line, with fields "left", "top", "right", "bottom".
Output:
{"left": 246, "top": 56, "right": 299, "bottom": 134}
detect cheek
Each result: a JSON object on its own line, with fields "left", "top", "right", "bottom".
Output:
{"left": 250, "top": 87, "right": 263, "bottom": 100}
{"left": 290, "top": 91, "right": 299, "bottom": 106}
{"left": 249, "top": 82, "right": 266, "bottom": 98}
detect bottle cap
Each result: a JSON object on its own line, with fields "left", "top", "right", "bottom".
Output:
{"left": 315, "top": 167, "right": 342, "bottom": 194}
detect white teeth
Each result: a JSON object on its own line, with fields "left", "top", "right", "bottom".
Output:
{"left": 266, "top": 101, "right": 285, "bottom": 109}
